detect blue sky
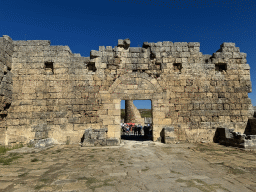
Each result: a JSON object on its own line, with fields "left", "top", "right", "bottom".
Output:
{"left": 121, "top": 100, "right": 151, "bottom": 109}
{"left": 1, "top": 0, "right": 255, "bottom": 109}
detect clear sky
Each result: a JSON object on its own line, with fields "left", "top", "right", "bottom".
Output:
{"left": 121, "top": 100, "right": 151, "bottom": 109}
{"left": 1, "top": 0, "right": 255, "bottom": 108}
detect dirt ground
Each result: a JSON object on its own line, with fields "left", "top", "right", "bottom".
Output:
{"left": 0, "top": 138, "right": 255, "bottom": 192}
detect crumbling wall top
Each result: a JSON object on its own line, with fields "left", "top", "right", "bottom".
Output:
{"left": 13, "top": 40, "right": 51, "bottom": 46}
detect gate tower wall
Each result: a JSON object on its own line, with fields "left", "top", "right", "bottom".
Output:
{"left": 0, "top": 36, "right": 253, "bottom": 145}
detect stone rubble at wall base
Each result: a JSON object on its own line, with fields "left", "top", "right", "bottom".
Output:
{"left": 81, "top": 128, "right": 120, "bottom": 146}
{"left": 214, "top": 127, "right": 256, "bottom": 149}
{"left": 29, "top": 138, "right": 59, "bottom": 148}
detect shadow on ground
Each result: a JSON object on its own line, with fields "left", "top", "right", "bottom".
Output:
{"left": 121, "top": 135, "right": 151, "bottom": 141}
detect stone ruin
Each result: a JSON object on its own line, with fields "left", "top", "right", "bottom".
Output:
{"left": 124, "top": 100, "right": 144, "bottom": 125}
{"left": 213, "top": 116, "right": 256, "bottom": 149}
{"left": 0, "top": 35, "right": 255, "bottom": 148}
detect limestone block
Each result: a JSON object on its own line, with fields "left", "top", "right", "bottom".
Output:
{"left": 221, "top": 43, "right": 235, "bottom": 48}
{"left": 188, "top": 42, "right": 200, "bottom": 47}
{"left": 153, "top": 111, "right": 165, "bottom": 118}
{"left": 130, "top": 58, "right": 139, "bottom": 65}
{"left": 180, "top": 52, "right": 190, "bottom": 58}
{"left": 223, "top": 52, "right": 232, "bottom": 59}
{"left": 136, "top": 64, "right": 149, "bottom": 70}
{"left": 233, "top": 52, "right": 242, "bottom": 59}
{"left": 184, "top": 86, "right": 198, "bottom": 93}
{"left": 240, "top": 64, "right": 250, "bottom": 70}
{"left": 90, "top": 50, "right": 101, "bottom": 58}
{"left": 106, "top": 138, "right": 120, "bottom": 146}
{"left": 129, "top": 47, "right": 142, "bottom": 53}
{"left": 164, "top": 41, "right": 173, "bottom": 48}
{"left": 191, "top": 110, "right": 206, "bottom": 116}
{"left": 108, "top": 124, "right": 120, "bottom": 133}
{"left": 173, "top": 42, "right": 187, "bottom": 47}
{"left": 118, "top": 39, "right": 124, "bottom": 47}
{"left": 135, "top": 58, "right": 143, "bottom": 65}
{"left": 82, "top": 128, "right": 108, "bottom": 146}
{"left": 158, "top": 118, "right": 171, "bottom": 125}
{"left": 106, "top": 131, "right": 115, "bottom": 138}
{"left": 108, "top": 109, "right": 120, "bottom": 116}
{"left": 103, "top": 118, "right": 114, "bottom": 125}
{"left": 182, "top": 46, "right": 189, "bottom": 51}
{"left": 240, "top": 98, "right": 251, "bottom": 104}
{"left": 123, "top": 38, "right": 130, "bottom": 46}
{"left": 102, "top": 47, "right": 112, "bottom": 53}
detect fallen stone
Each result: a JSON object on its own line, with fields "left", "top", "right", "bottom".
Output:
{"left": 30, "top": 138, "right": 58, "bottom": 149}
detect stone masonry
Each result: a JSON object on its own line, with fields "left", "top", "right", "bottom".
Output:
{"left": 124, "top": 100, "right": 144, "bottom": 125}
{"left": 0, "top": 36, "right": 13, "bottom": 145}
{"left": 0, "top": 35, "right": 254, "bottom": 146}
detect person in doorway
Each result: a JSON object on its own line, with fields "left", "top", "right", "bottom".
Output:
{"left": 129, "top": 124, "right": 133, "bottom": 133}
{"left": 134, "top": 124, "right": 138, "bottom": 136}
{"left": 138, "top": 124, "right": 142, "bottom": 136}
{"left": 126, "top": 125, "right": 130, "bottom": 135}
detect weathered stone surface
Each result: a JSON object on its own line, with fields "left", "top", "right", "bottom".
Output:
{"left": 82, "top": 128, "right": 108, "bottom": 146}
{"left": 30, "top": 138, "right": 58, "bottom": 148}
{"left": 214, "top": 127, "right": 256, "bottom": 149}
{"left": 106, "top": 138, "right": 120, "bottom": 146}
{"left": 160, "top": 127, "right": 177, "bottom": 144}
{"left": 1, "top": 141, "right": 255, "bottom": 192}
{"left": 124, "top": 100, "right": 144, "bottom": 125}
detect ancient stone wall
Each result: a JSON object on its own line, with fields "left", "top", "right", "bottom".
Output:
{"left": 7, "top": 39, "right": 104, "bottom": 145}
{"left": 0, "top": 35, "right": 254, "bottom": 145}
{"left": 0, "top": 36, "right": 13, "bottom": 145}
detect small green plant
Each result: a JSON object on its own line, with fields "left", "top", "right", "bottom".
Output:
{"left": 0, "top": 144, "right": 24, "bottom": 154}
{"left": 11, "top": 144, "right": 24, "bottom": 150}
{"left": 34, "top": 184, "right": 46, "bottom": 190}
{"left": 40, "top": 178, "right": 51, "bottom": 183}
{"left": 107, "top": 157, "right": 114, "bottom": 162}
{"left": 52, "top": 149, "right": 61, "bottom": 154}
{"left": 227, "top": 167, "right": 245, "bottom": 175}
{"left": 86, "top": 177, "right": 98, "bottom": 185}
{"left": 118, "top": 160, "right": 124, "bottom": 165}
{"left": 18, "top": 172, "right": 28, "bottom": 177}
{"left": 170, "top": 170, "right": 181, "bottom": 174}
{"left": 102, "top": 179, "right": 115, "bottom": 187}
{"left": 0, "top": 146, "right": 8, "bottom": 154}
{"left": 31, "top": 158, "right": 39, "bottom": 162}
{"left": 141, "top": 167, "right": 149, "bottom": 172}
{"left": 26, "top": 143, "right": 34, "bottom": 148}
{"left": 85, "top": 177, "right": 114, "bottom": 191}
{"left": 77, "top": 177, "right": 88, "bottom": 180}
{"left": 0, "top": 153, "right": 22, "bottom": 165}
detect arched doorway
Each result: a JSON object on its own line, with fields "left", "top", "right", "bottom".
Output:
{"left": 98, "top": 73, "right": 171, "bottom": 143}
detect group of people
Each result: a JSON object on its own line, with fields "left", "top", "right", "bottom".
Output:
{"left": 121, "top": 123, "right": 143, "bottom": 136}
